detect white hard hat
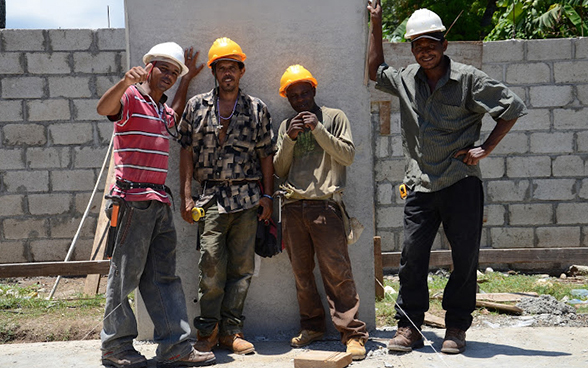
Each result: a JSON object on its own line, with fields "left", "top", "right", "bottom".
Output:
{"left": 142, "top": 42, "right": 189, "bottom": 77}
{"left": 404, "top": 9, "right": 446, "bottom": 40}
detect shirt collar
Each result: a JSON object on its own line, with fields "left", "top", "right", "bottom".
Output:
{"left": 134, "top": 84, "right": 168, "bottom": 104}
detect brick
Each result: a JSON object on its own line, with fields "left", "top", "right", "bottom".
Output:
{"left": 48, "top": 77, "right": 92, "bottom": 98}
{"left": 375, "top": 231, "right": 398, "bottom": 252}
{"left": 509, "top": 204, "right": 553, "bottom": 225}
{"left": 490, "top": 227, "right": 534, "bottom": 248}
{"left": 511, "top": 108, "right": 550, "bottom": 132}
{"left": 0, "top": 53, "right": 24, "bottom": 74}
{"left": 390, "top": 135, "right": 403, "bottom": 156}
{"left": 97, "top": 121, "right": 114, "bottom": 144}
{"left": 374, "top": 159, "right": 405, "bottom": 182}
{"left": 49, "top": 123, "right": 93, "bottom": 145}
{"left": 74, "top": 192, "right": 103, "bottom": 216}
{"left": 486, "top": 180, "right": 530, "bottom": 202}
{"left": 0, "top": 195, "right": 24, "bottom": 217}
{"left": 2, "top": 77, "right": 45, "bottom": 99}
{"left": 581, "top": 179, "right": 588, "bottom": 199}
{"left": 26, "top": 53, "right": 70, "bottom": 74}
{"left": 536, "top": 226, "right": 580, "bottom": 248}
{"left": 96, "top": 29, "right": 126, "bottom": 50}
{"left": 530, "top": 132, "right": 574, "bottom": 154}
{"left": 51, "top": 169, "right": 96, "bottom": 192}
{"left": 490, "top": 133, "right": 528, "bottom": 155}
{"left": 482, "top": 64, "right": 503, "bottom": 82}
{"left": 3, "top": 170, "right": 49, "bottom": 193}
{"left": 2, "top": 124, "right": 47, "bottom": 146}
{"left": 0, "top": 100, "right": 24, "bottom": 122}
{"left": 529, "top": 85, "right": 573, "bottom": 108}
{"left": 73, "top": 99, "right": 102, "bottom": 120}
{"left": 2, "top": 29, "right": 45, "bottom": 51}
{"left": 376, "top": 137, "right": 389, "bottom": 158}
{"left": 483, "top": 40, "right": 524, "bottom": 63}
{"left": 484, "top": 204, "right": 505, "bottom": 226}
{"left": 3, "top": 218, "right": 48, "bottom": 239}
{"left": 28, "top": 193, "right": 72, "bottom": 215}
{"left": 27, "top": 99, "right": 71, "bottom": 121}
{"left": 579, "top": 131, "right": 588, "bottom": 152}
{"left": 50, "top": 215, "right": 96, "bottom": 239}
{"left": 506, "top": 156, "right": 551, "bottom": 178}
{"left": 480, "top": 156, "right": 505, "bottom": 179}
{"left": 377, "top": 183, "right": 393, "bottom": 205}
{"left": 532, "top": 179, "right": 576, "bottom": 201}
{"left": 557, "top": 203, "right": 588, "bottom": 225}
{"left": 376, "top": 206, "right": 404, "bottom": 228}
{"left": 96, "top": 75, "right": 122, "bottom": 96}
{"left": 553, "top": 108, "right": 588, "bottom": 130}
{"left": 578, "top": 84, "right": 588, "bottom": 106}
{"left": 29, "top": 239, "right": 70, "bottom": 262}
{"left": 74, "top": 147, "right": 109, "bottom": 168}
{"left": 26, "top": 147, "right": 71, "bottom": 169}
{"left": 527, "top": 39, "right": 572, "bottom": 61}
{"left": 0, "top": 149, "right": 25, "bottom": 169}
{"left": 73, "top": 52, "right": 119, "bottom": 74}
{"left": 576, "top": 38, "right": 588, "bottom": 59}
{"left": 0, "top": 241, "right": 27, "bottom": 263}
{"left": 49, "top": 29, "right": 93, "bottom": 51}
{"left": 553, "top": 155, "right": 585, "bottom": 177}
{"left": 506, "top": 63, "right": 550, "bottom": 85}
{"left": 554, "top": 60, "right": 588, "bottom": 84}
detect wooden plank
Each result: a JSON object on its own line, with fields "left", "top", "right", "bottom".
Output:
{"left": 382, "top": 248, "right": 588, "bottom": 269}
{"left": 379, "top": 101, "right": 391, "bottom": 135}
{"left": 476, "top": 300, "right": 523, "bottom": 315}
{"left": 374, "top": 236, "right": 384, "bottom": 300}
{"left": 0, "top": 260, "right": 111, "bottom": 278}
{"left": 476, "top": 292, "right": 538, "bottom": 303}
{"left": 424, "top": 312, "right": 445, "bottom": 328}
{"left": 294, "top": 351, "right": 352, "bottom": 368}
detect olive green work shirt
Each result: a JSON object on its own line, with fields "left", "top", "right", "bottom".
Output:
{"left": 376, "top": 56, "right": 527, "bottom": 192}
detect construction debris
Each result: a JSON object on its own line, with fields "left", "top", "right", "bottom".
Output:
{"left": 568, "top": 265, "right": 588, "bottom": 277}
{"left": 517, "top": 294, "right": 576, "bottom": 315}
{"left": 293, "top": 351, "right": 352, "bottom": 368}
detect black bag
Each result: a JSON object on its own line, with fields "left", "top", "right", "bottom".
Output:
{"left": 255, "top": 217, "right": 281, "bottom": 258}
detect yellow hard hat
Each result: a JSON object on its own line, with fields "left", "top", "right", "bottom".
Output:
{"left": 279, "top": 64, "right": 318, "bottom": 98}
{"left": 207, "top": 37, "right": 247, "bottom": 68}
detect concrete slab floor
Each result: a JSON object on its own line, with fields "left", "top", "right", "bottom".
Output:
{"left": 1, "top": 327, "right": 587, "bottom": 368}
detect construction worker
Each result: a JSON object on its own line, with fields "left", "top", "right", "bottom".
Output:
{"left": 178, "top": 37, "right": 275, "bottom": 355}
{"left": 96, "top": 42, "right": 215, "bottom": 367}
{"left": 367, "top": 4, "right": 527, "bottom": 354}
{"left": 273, "top": 65, "right": 368, "bottom": 360}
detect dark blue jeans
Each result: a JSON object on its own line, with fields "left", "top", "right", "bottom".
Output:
{"left": 395, "top": 177, "right": 483, "bottom": 331}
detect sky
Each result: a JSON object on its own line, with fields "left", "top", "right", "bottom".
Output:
{"left": 6, "top": 0, "right": 125, "bottom": 29}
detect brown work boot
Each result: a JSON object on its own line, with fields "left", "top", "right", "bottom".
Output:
{"left": 387, "top": 326, "right": 424, "bottom": 352}
{"left": 290, "top": 330, "right": 324, "bottom": 348}
{"left": 156, "top": 348, "right": 216, "bottom": 367}
{"left": 219, "top": 333, "right": 255, "bottom": 355}
{"left": 193, "top": 326, "right": 219, "bottom": 352}
{"left": 102, "top": 349, "right": 147, "bottom": 368}
{"left": 346, "top": 338, "right": 366, "bottom": 360}
{"left": 441, "top": 327, "right": 466, "bottom": 354}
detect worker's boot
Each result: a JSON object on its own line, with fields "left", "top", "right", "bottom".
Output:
{"left": 156, "top": 348, "right": 216, "bottom": 367}
{"left": 102, "top": 349, "right": 147, "bottom": 368}
{"left": 290, "top": 330, "right": 324, "bottom": 348}
{"left": 193, "top": 324, "right": 219, "bottom": 352}
{"left": 346, "top": 338, "right": 366, "bottom": 360}
{"left": 387, "top": 326, "right": 424, "bottom": 352}
{"left": 441, "top": 327, "right": 466, "bottom": 354}
{"left": 219, "top": 333, "right": 255, "bottom": 355}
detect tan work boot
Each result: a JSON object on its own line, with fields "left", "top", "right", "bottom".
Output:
{"left": 441, "top": 327, "right": 466, "bottom": 354}
{"left": 387, "top": 326, "right": 424, "bottom": 352}
{"left": 102, "top": 349, "right": 147, "bottom": 368}
{"left": 193, "top": 325, "right": 219, "bottom": 352}
{"left": 219, "top": 333, "right": 255, "bottom": 355}
{"left": 346, "top": 338, "right": 366, "bottom": 360}
{"left": 156, "top": 348, "right": 216, "bottom": 367}
{"left": 290, "top": 330, "right": 324, "bottom": 348}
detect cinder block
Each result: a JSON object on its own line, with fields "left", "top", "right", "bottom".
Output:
{"left": 2, "top": 29, "right": 45, "bottom": 51}
{"left": 579, "top": 131, "right": 588, "bottom": 152}
{"left": 576, "top": 37, "right": 588, "bottom": 59}
{"left": 375, "top": 231, "right": 398, "bottom": 252}
{"left": 553, "top": 155, "right": 585, "bottom": 177}
{"left": 556, "top": 203, "right": 588, "bottom": 225}
{"left": 74, "top": 146, "right": 109, "bottom": 168}
{"left": 0, "top": 195, "right": 25, "bottom": 217}
{"left": 49, "top": 215, "right": 97, "bottom": 239}
{"left": 578, "top": 84, "right": 588, "bottom": 106}
{"left": 28, "top": 193, "right": 72, "bottom": 215}
{"left": 511, "top": 108, "right": 550, "bottom": 132}
{"left": 0, "top": 241, "right": 28, "bottom": 263}
{"left": 490, "top": 227, "right": 534, "bottom": 248}
{"left": 51, "top": 169, "right": 97, "bottom": 192}
{"left": 377, "top": 183, "right": 393, "bottom": 205}
{"left": 26, "top": 53, "right": 71, "bottom": 74}
{"left": 482, "top": 64, "right": 503, "bottom": 82}
{"left": 2, "top": 124, "right": 47, "bottom": 146}
{"left": 486, "top": 180, "right": 530, "bottom": 202}
{"left": 554, "top": 60, "right": 588, "bottom": 84}
{"left": 49, "top": 123, "right": 93, "bottom": 145}
{"left": 49, "top": 29, "right": 93, "bottom": 51}
{"left": 532, "top": 179, "right": 576, "bottom": 201}
{"left": 536, "top": 226, "right": 580, "bottom": 248}
{"left": 376, "top": 136, "right": 389, "bottom": 158}
{"left": 509, "top": 204, "right": 553, "bottom": 225}
{"left": 529, "top": 85, "right": 573, "bottom": 108}
{"left": 374, "top": 159, "right": 405, "bottom": 182}
{"left": 0, "top": 53, "right": 25, "bottom": 74}
{"left": 506, "top": 63, "right": 550, "bottom": 85}
{"left": 0, "top": 100, "right": 24, "bottom": 122}
{"left": 74, "top": 192, "right": 104, "bottom": 216}
{"left": 97, "top": 121, "right": 114, "bottom": 144}
{"left": 73, "top": 99, "right": 102, "bottom": 120}
{"left": 484, "top": 204, "right": 506, "bottom": 226}
{"left": 3, "top": 170, "right": 49, "bottom": 193}
{"left": 376, "top": 206, "right": 404, "bottom": 228}
{"left": 390, "top": 135, "right": 403, "bottom": 156}
{"left": 96, "top": 75, "right": 122, "bottom": 96}
{"left": 483, "top": 40, "right": 524, "bottom": 63}
{"left": 527, "top": 39, "right": 572, "bottom": 61}
{"left": 480, "top": 156, "right": 505, "bottom": 179}
{"left": 530, "top": 132, "right": 574, "bottom": 154}
{"left": 0, "top": 149, "right": 25, "bottom": 170}
{"left": 3, "top": 218, "right": 48, "bottom": 239}
{"left": 26, "top": 147, "right": 71, "bottom": 169}
{"left": 73, "top": 52, "right": 119, "bottom": 74}
{"left": 506, "top": 156, "right": 551, "bottom": 178}
{"left": 490, "top": 133, "right": 528, "bottom": 155}
{"left": 96, "top": 28, "right": 126, "bottom": 50}
{"left": 48, "top": 76, "right": 92, "bottom": 98}
{"left": 581, "top": 179, "right": 588, "bottom": 199}
{"left": 29, "top": 239, "right": 70, "bottom": 262}
{"left": 27, "top": 99, "right": 71, "bottom": 121}
{"left": 2, "top": 77, "right": 45, "bottom": 99}
{"left": 553, "top": 108, "right": 588, "bottom": 130}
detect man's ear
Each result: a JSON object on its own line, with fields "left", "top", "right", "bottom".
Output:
{"left": 240, "top": 65, "right": 246, "bottom": 77}
{"left": 442, "top": 39, "right": 448, "bottom": 52}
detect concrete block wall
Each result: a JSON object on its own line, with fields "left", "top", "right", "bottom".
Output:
{"left": 372, "top": 38, "right": 588, "bottom": 264}
{"left": 0, "top": 28, "right": 126, "bottom": 263}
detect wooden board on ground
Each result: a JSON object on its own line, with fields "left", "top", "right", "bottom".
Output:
{"left": 0, "top": 260, "right": 110, "bottom": 278}
{"left": 294, "top": 351, "right": 352, "bottom": 368}
{"left": 424, "top": 312, "right": 445, "bottom": 328}
{"left": 476, "top": 300, "right": 523, "bottom": 315}
{"left": 476, "top": 292, "right": 538, "bottom": 303}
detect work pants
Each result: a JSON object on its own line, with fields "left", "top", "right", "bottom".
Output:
{"left": 395, "top": 177, "right": 483, "bottom": 331}
{"left": 194, "top": 204, "right": 257, "bottom": 337}
{"left": 101, "top": 200, "right": 192, "bottom": 361}
{"left": 283, "top": 200, "right": 368, "bottom": 344}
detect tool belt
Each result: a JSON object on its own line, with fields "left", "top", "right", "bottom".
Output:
{"left": 115, "top": 179, "right": 174, "bottom": 206}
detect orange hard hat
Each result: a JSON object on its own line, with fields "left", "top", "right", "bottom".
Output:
{"left": 207, "top": 37, "right": 247, "bottom": 68}
{"left": 279, "top": 64, "right": 318, "bottom": 98}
